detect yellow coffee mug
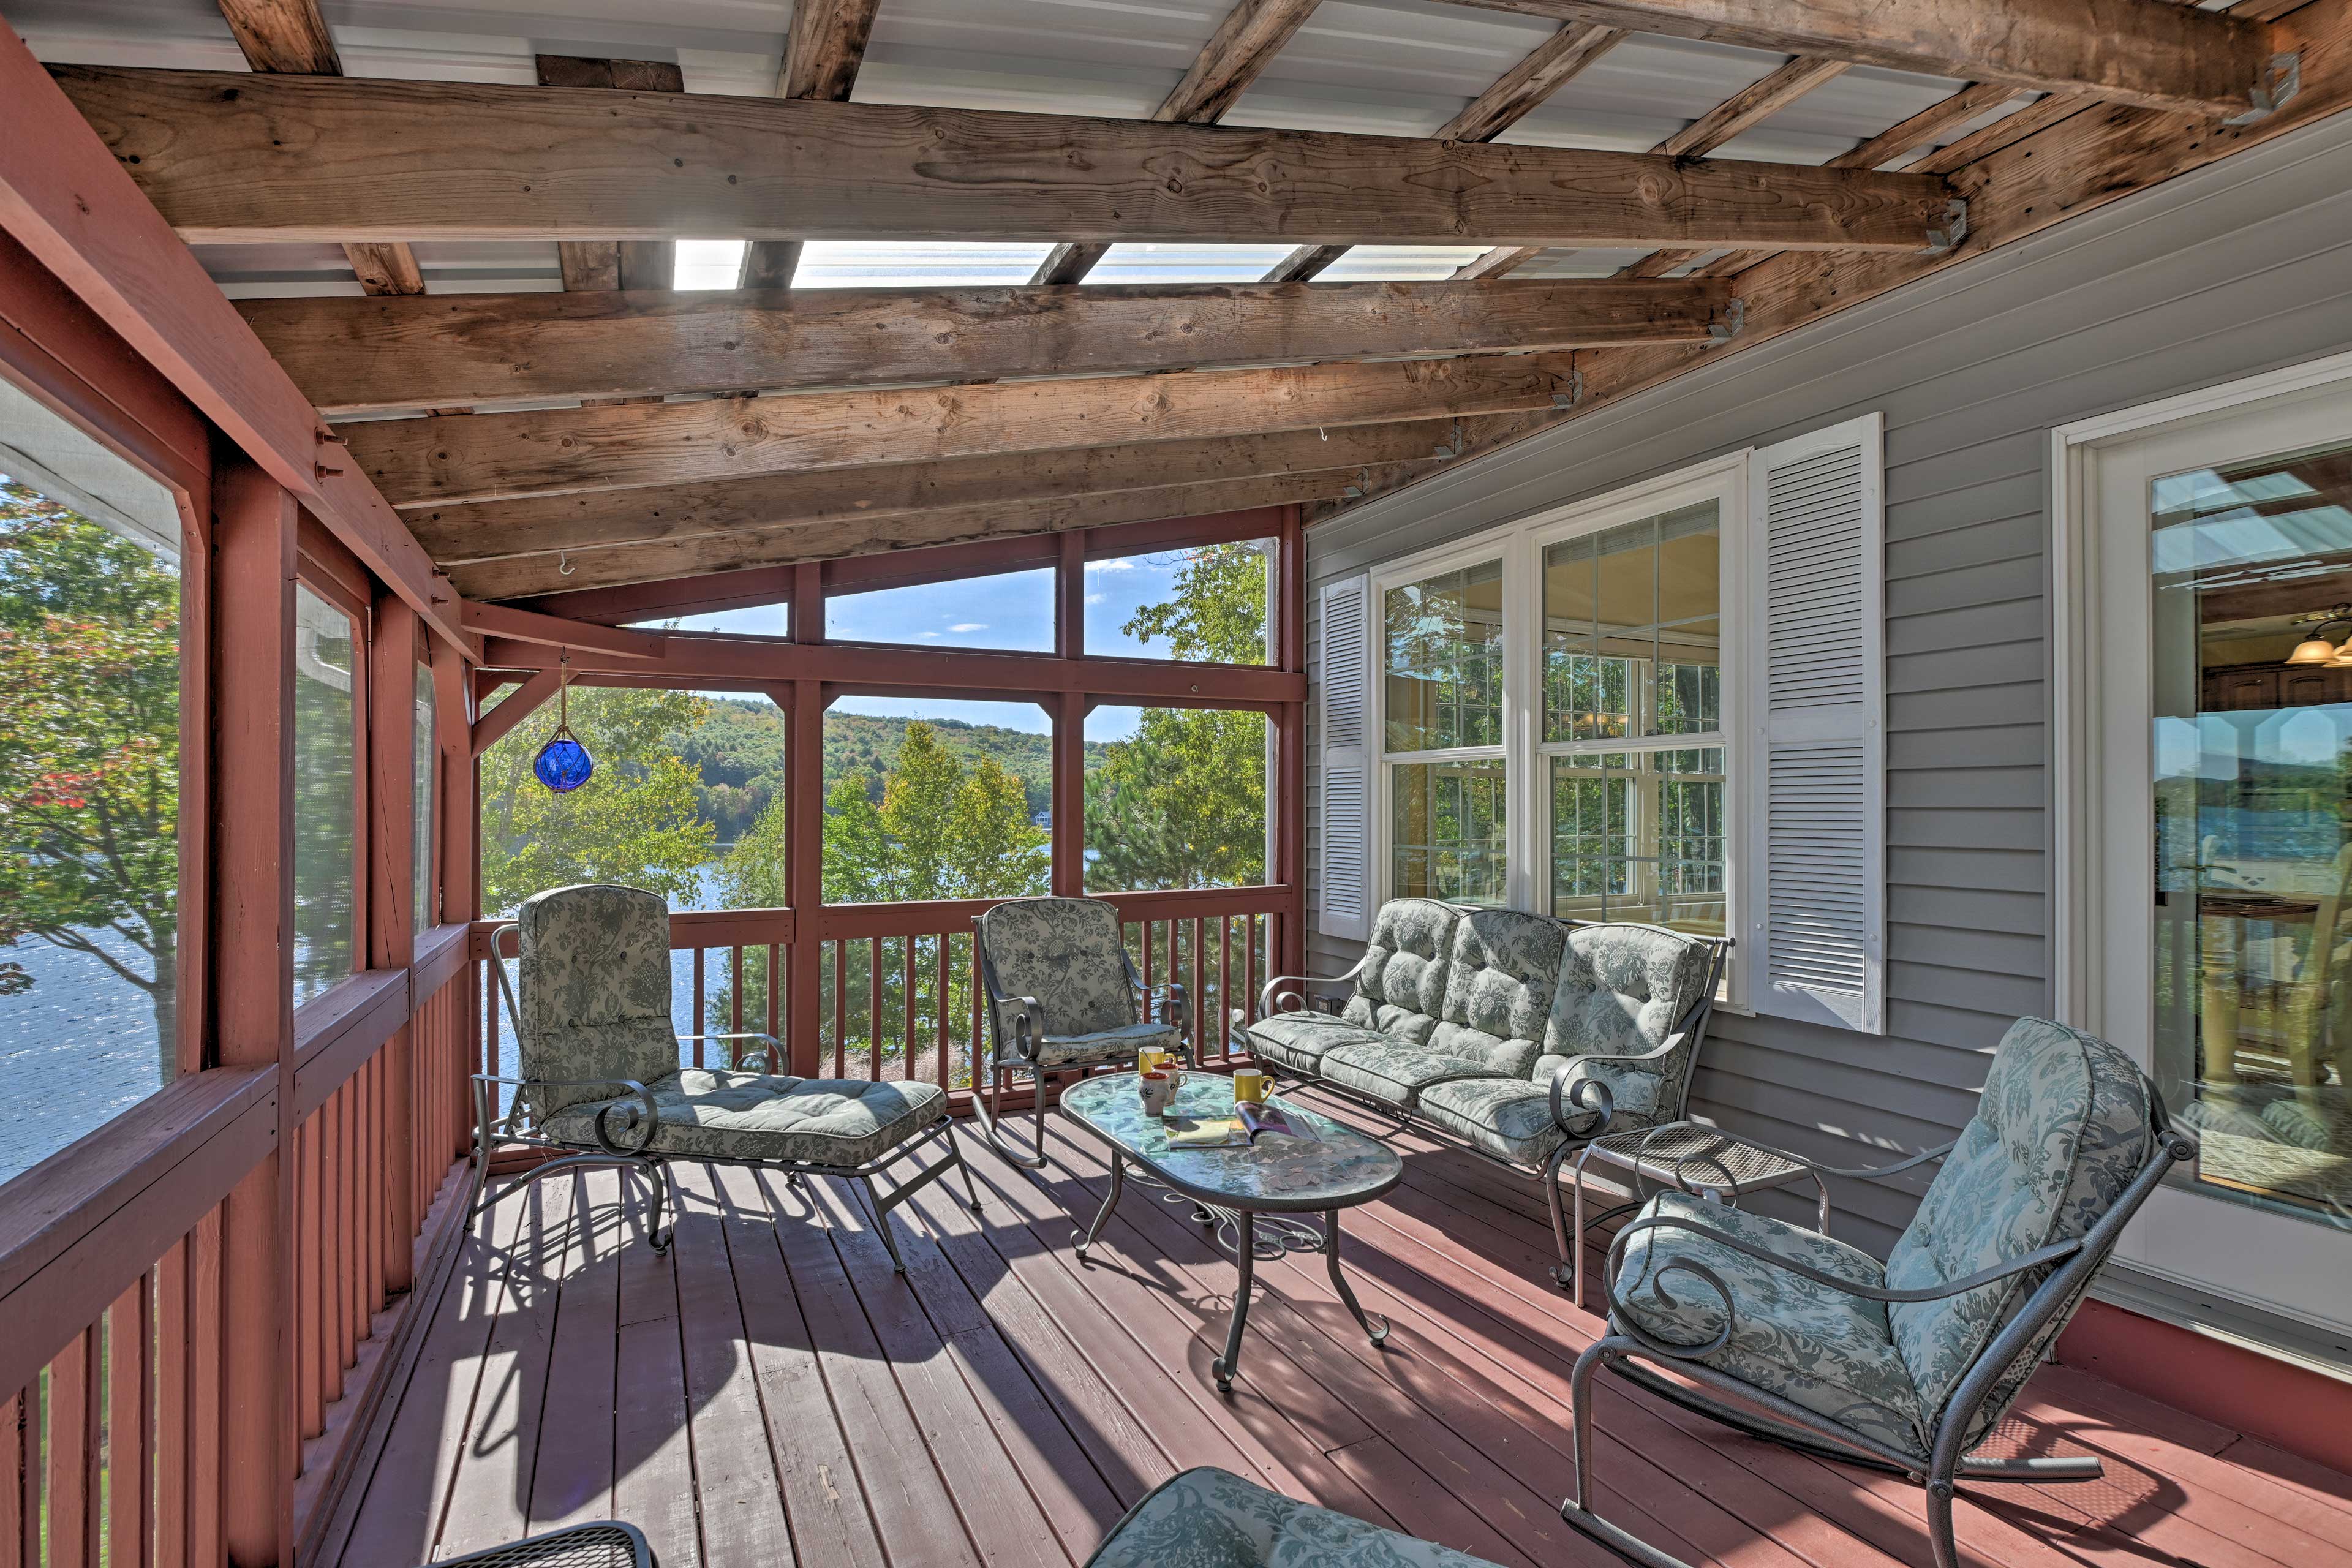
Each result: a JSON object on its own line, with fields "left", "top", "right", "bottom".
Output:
{"left": 1232, "top": 1068, "right": 1270, "bottom": 1104}
{"left": 1137, "top": 1047, "right": 1170, "bottom": 1078}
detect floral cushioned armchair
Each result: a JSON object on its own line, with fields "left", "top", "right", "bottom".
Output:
{"left": 478, "top": 883, "right": 979, "bottom": 1272}
{"left": 973, "top": 895, "right": 1188, "bottom": 1168}
{"left": 1564, "top": 1016, "right": 2195, "bottom": 1568}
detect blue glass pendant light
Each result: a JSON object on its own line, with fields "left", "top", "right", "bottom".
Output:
{"left": 534, "top": 658, "right": 594, "bottom": 793}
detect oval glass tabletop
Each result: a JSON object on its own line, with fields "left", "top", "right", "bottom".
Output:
{"left": 1058, "top": 1072, "right": 1401, "bottom": 1212}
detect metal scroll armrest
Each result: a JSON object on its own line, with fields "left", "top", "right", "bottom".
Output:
{"left": 473, "top": 1073, "right": 662, "bottom": 1156}
{"left": 1600, "top": 1210, "right": 2086, "bottom": 1360}
{"left": 1545, "top": 1029, "right": 1695, "bottom": 1136}
{"left": 678, "top": 1033, "right": 783, "bottom": 1074}
{"left": 999, "top": 997, "right": 1048, "bottom": 1065}
{"left": 1257, "top": 956, "right": 1367, "bottom": 1020}
{"left": 1137, "top": 982, "right": 1192, "bottom": 1055}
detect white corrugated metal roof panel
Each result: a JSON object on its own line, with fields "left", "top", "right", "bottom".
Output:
{"left": 4, "top": 0, "right": 2032, "bottom": 300}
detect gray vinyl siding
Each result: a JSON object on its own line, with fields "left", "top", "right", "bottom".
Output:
{"left": 1303, "top": 105, "right": 2352, "bottom": 1258}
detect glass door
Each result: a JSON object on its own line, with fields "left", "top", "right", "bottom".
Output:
{"left": 2091, "top": 382, "right": 2352, "bottom": 1333}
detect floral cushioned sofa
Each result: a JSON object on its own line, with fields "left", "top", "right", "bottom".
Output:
{"left": 1250, "top": 897, "right": 1729, "bottom": 1284}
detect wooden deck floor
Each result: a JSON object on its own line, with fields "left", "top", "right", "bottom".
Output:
{"left": 328, "top": 1095, "right": 2352, "bottom": 1568}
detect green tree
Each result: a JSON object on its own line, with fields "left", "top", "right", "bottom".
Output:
{"left": 1085, "top": 543, "right": 1270, "bottom": 892}
{"left": 713, "top": 721, "right": 1047, "bottom": 1073}
{"left": 478, "top": 685, "right": 717, "bottom": 917}
{"left": 0, "top": 486, "right": 181, "bottom": 1079}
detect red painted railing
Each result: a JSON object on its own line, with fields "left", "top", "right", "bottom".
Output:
{"left": 473, "top": 886, "right": 1289, "bottom": 1103}
{"left": 0, "top": 923, "right": 478, "bottom": 1568}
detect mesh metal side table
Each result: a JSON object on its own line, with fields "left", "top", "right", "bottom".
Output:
{"left": 1566, "top": 1121, "right": 1830, "bottom": 1305}
{"left": 432, "top": 1523, "right": 655, "bottom": 1568}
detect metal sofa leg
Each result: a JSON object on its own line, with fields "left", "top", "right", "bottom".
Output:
{"left": 949, "top": 1134, "right": 984, "bottom": 1212}
{"left": 1924, "top": 1478, "right": 1961, "bottom": 1568}
{"left": 1542, "top": 1137, "right": 1577, "bottom": 1292}
{"left": 643, "top": 1159, "right": 672, "bottom": 1253}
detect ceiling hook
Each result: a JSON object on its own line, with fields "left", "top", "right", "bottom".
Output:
{"left": 558, "top": 551, "right": 576, "bottom": 576}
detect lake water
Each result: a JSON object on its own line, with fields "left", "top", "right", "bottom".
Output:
{"left": 1, "top": 861, "right": 748, "bottom": 1187}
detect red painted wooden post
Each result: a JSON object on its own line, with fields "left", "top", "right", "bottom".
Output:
{"left": 832, "top": 943, "right": 846, "bottom": 1077}
{"left": 788, "top": 679, "right": 826, "bottom": 1077}
{"left": 867, "top": 938, "right": 882, "bottom": 1079}
{"left": 209, "top": 459, "right": 296, "bottom": 1568}
{"left": 107, "top": 1278, "right": 149, "bottom": 1565}
{"left": 1277, "top": 504, "right": 1308, "bottom": 980}
{"left": 368, "top": 594, "right": 418, "bottom": 1293}
{"left": 1051, "top": 691, "right": 1085, "bottom": 897}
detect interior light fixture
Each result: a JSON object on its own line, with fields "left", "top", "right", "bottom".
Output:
{"left": 2283, "top": 605, "right": 2352, "bottom": 665}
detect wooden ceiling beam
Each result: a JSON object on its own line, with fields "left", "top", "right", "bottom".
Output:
{"left": 740, "top": 0, "right": 885, "bottom": 288}
{"left": 1686, "top": 80, "right": 2034, "bottom": 280}
{"left": 1267, "top": 20, "right": 1622, "bottom": 283}
{"left": 407, "top": 421, "right": 1464, "bottom": 567}
{"left": 1474, "top": 52, "right": 1852, "bottom": 282}
{"left": 447, "top": 470, "right": 1401, "bottom": 601}
{"left": 344, "top": 352, "right": 1590, "bottom": 507}
{"left": 533, "top": 56, "right": 684, "bottom": 299}
{"left": 54, "top": 67, "right": 1954, "bottom": 254}
{"left": 241, "top": 276, "right": 1732, "bottom": 415}
{"left": 1431, "top": 0, "right": 2282, "bottom": 116}
{"left": 1033, "top": 0, "right": 1326, "bottom": 285}
{"left": 214, "top": 0, "right": 428, "bottom": 297}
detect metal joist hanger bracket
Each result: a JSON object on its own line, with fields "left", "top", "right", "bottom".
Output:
{"left": 2225, "top": 51, "right": 2301, "bottom": 126}
{"left": 1709, "top": 298, "right": 1746, "bottom": 344}
{"left": 1924, "top": 197, "right": 1969, "bottom": 255}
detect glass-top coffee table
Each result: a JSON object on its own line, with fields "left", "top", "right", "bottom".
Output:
{"left": 1058, "top": 1072, "right": 1401, "bottom": 1392}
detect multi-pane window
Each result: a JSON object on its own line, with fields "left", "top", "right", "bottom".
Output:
{"left": 1542, "top": 502, "right": 1726, "bottom": 934}
{"left": 0, "top": 405, "right": 185, "bottom": 1184}
{"left": 1382, "top": 560, "right": 1506, "bottom": 904}
{"left": 293, "top": 584, "right": 359, "bottom": 1003}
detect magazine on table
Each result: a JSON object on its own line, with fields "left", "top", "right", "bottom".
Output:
{"left": 1164, "top": 1101, "right": 1320, "bottom": 1148}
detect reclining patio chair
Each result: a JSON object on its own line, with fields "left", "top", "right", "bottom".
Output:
{"left": 1562, "top": 1016, "right": 2195, "bottom": 1568}
{"left": 973, "top": 896, "right": 1188, "bottom": 1168}
{"left": 473, "top": 883, "right": 978, "bottom": 1268}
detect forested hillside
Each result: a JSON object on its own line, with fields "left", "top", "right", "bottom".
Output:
{"left": 671, "top": 699, "right": 1099, "bottom": 840}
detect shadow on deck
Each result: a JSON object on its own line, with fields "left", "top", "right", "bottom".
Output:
{"left": 323, "top": 1095, "right": 2352, "bottom": 1568}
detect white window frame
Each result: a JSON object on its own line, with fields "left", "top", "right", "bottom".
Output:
{"left": 1368, "top": 452, "right": 1752, "bottom": 1002}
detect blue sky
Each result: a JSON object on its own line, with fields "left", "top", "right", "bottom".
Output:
{"left": 660, "top": 551, "right": 1248, "bottom": 739}
{"left": 657, "top": 241, "right": 1308, "bottom": 741}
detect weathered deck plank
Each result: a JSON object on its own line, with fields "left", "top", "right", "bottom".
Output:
{"left": 335, "top": 1101, "right": 2352, "bottom": 1568}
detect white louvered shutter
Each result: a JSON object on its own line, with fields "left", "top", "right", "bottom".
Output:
{"left": 1743, "top": 415, "right": 1886, "bottom": 1033}
{"left": 1319, "top": 575, "right": 1373, "bottom": 943}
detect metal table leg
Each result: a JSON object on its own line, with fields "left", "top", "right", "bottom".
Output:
{"left": 1325, "top": 1209, "right": 1389, "bottom": 1347}
{"left": 1073, "top": 1152, "right": 1123, "bottom": 1259}
{"left": 1212, "top": 1211, "right": 1256, "bottom": 1392}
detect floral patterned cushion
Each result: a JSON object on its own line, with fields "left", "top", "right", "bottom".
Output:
{"left": 979, "top": 897, "right": 1138, "bottom": 1043}
{"left": 1415, "top": 1075, "right": 1649, "bottom": 1166}
{"left": 1245, "top": 1012, "right": 1383, "bottom": 1073}
{"left": 1319, "top": 1041, "right": 1512, "bottom": 1107}
{"left": 514, "top": 884, "right": 683, "bottom": 1118}
{"left": 1336, "top": 900, "right": 1460, "bottom": 1045}
{"left": 1531, "top": 1050, "right": 1664, "bottom": 1123}
{"left": 1613, "top": 1192, "right": 1931, "bottom": 1459}
{"left": 1085, "top": 1466, "right": 1504, "bottom": 1568}
{"left": 1884, "top": 1017, "right": 2159, "bottom": 1445}
{"left": 543, "top": 1069, "right": 946, "bottom": 1168}
{"left": 1027, "top": 1021, "right": 1180, "bottom": 1069}
{"left": 1544, "top": 924, "right": 1716, "bottom": 1125}
{"left": 1428, "top": 909, "right": 1564, "bottom": 1079}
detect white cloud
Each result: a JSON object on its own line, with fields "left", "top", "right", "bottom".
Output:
{"left": 915, "top": 630, "right": 941, "bottom": 640}
{"left": 948, "top": 622, "right": 987, "bottom": 633}
{"left": 1086, "top": 559, "right": 1136, "bottom": 573}
{"left": 1084, "top": 593, "right": 1107, "bottom": 605}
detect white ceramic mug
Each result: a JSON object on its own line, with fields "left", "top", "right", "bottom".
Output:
{"left": 1138, "top": 1069, "right": 1175, "bottom": 1117}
